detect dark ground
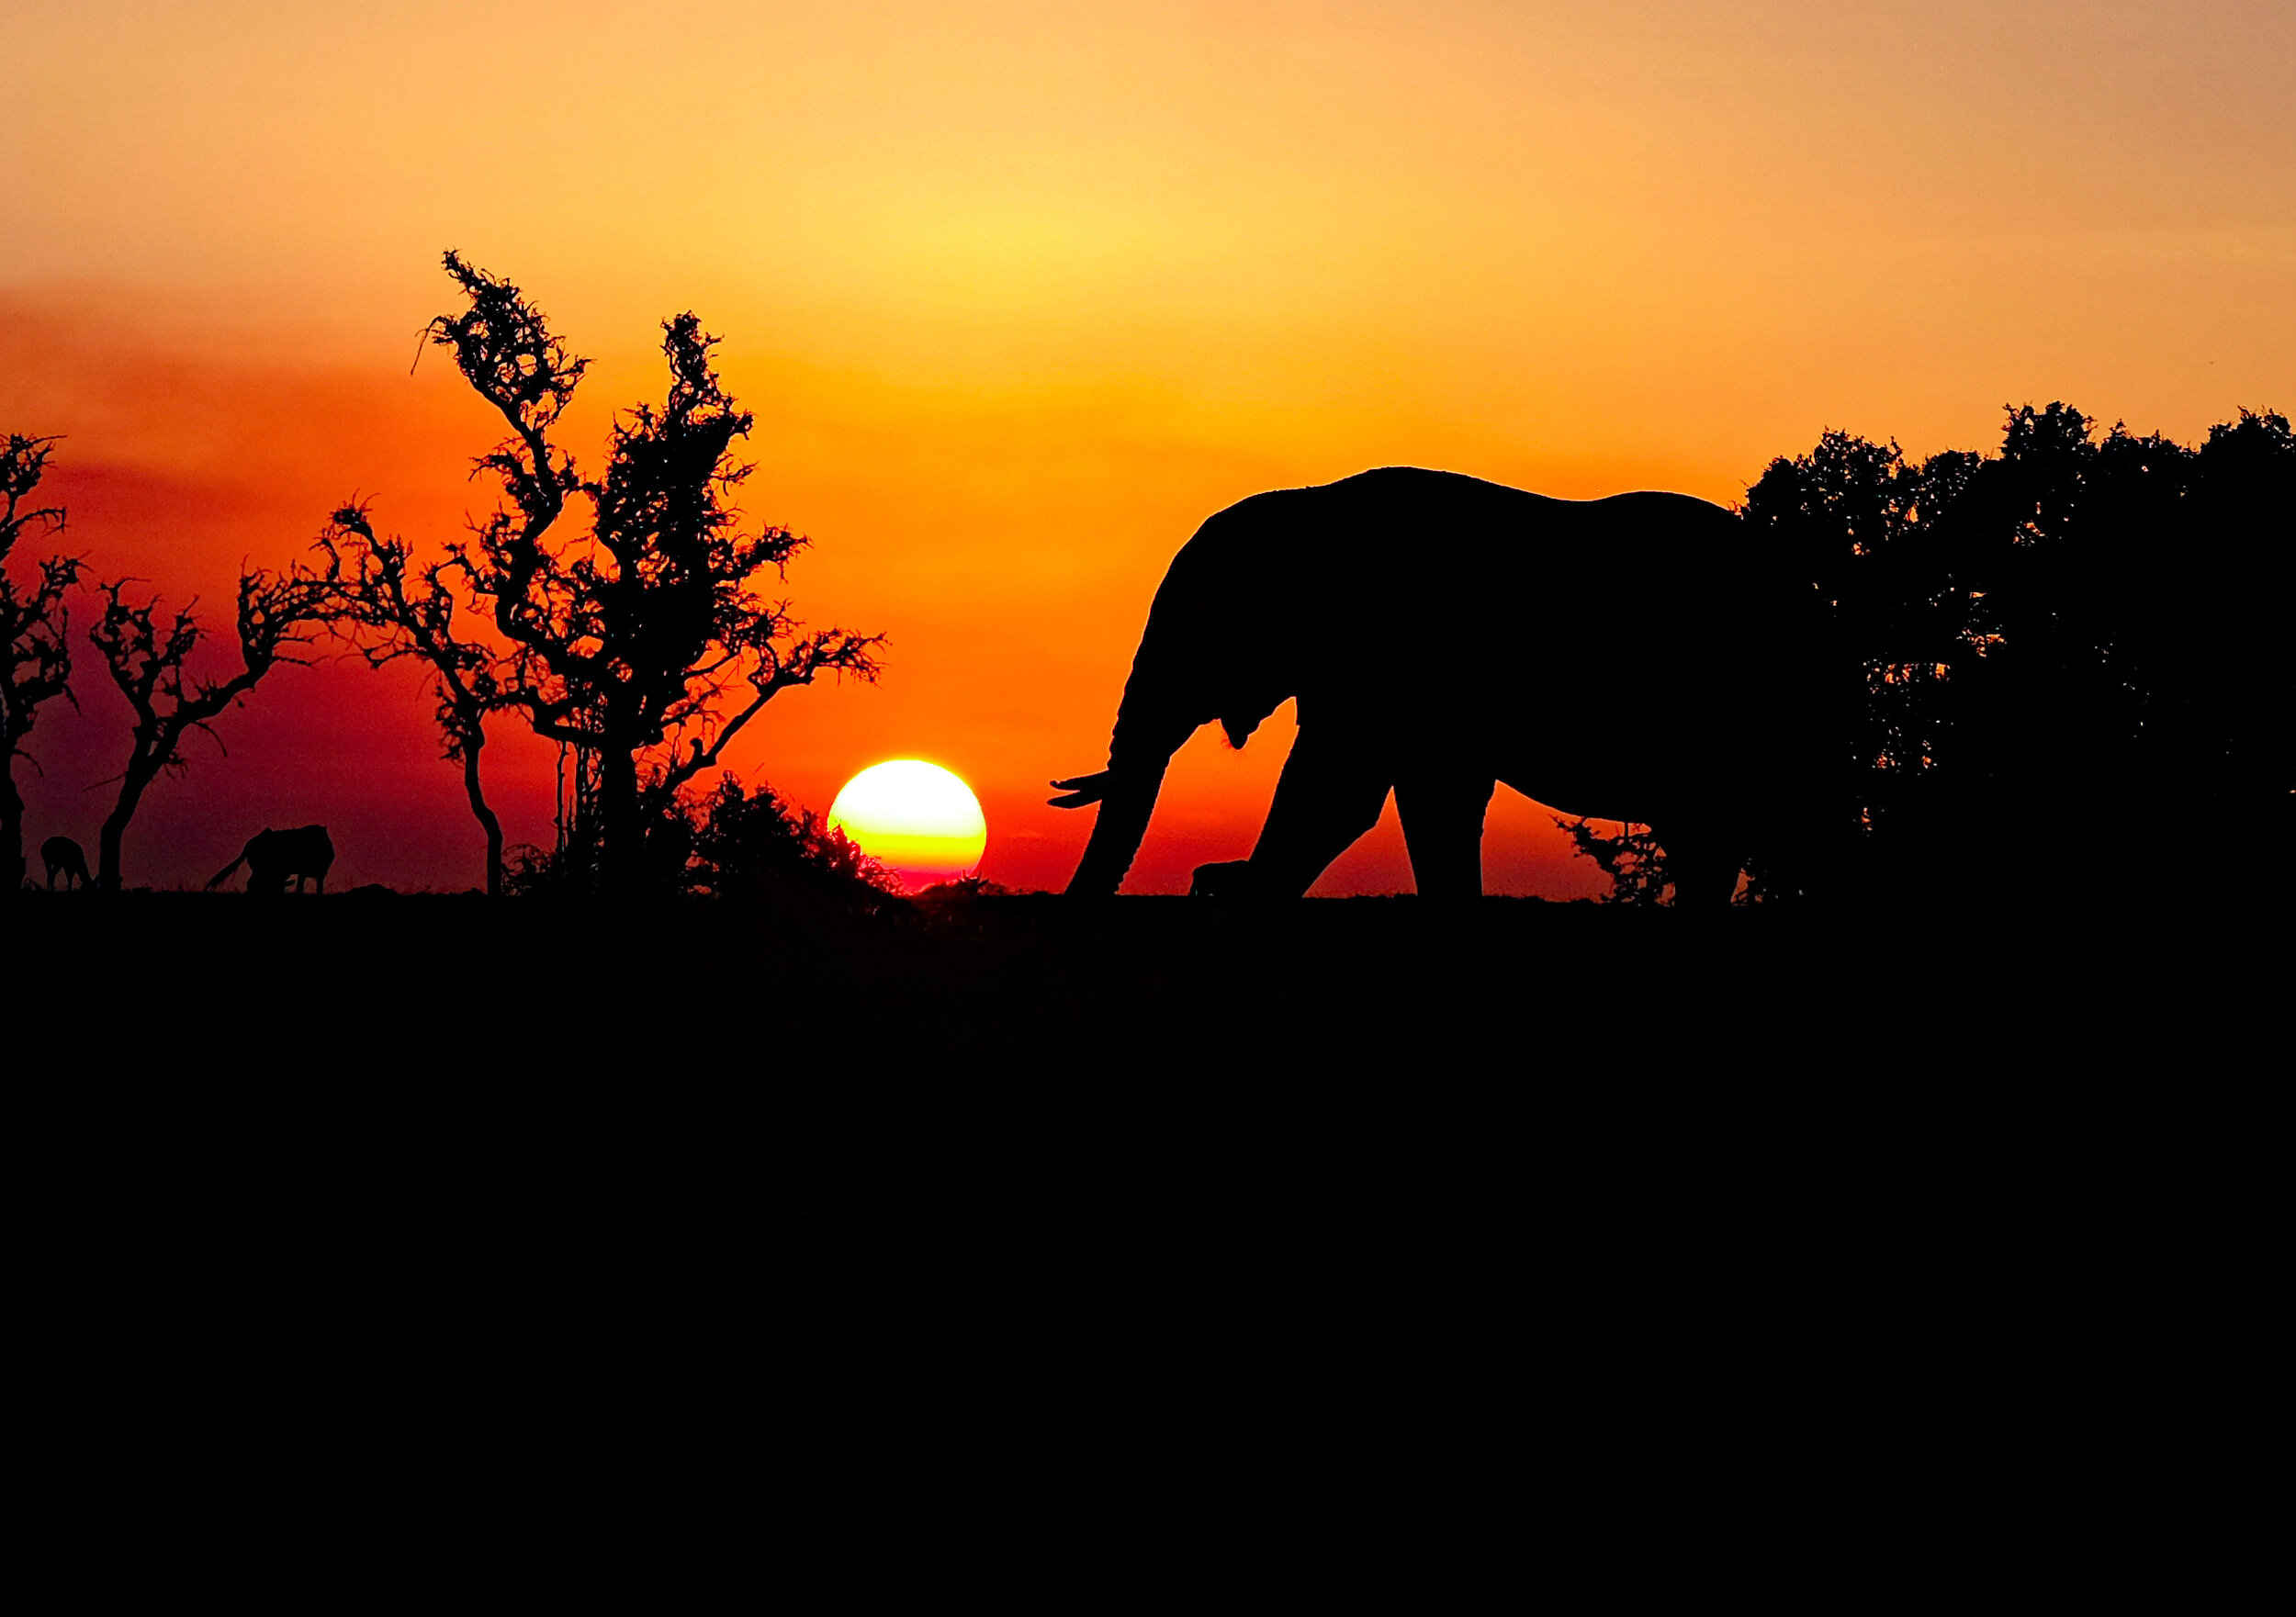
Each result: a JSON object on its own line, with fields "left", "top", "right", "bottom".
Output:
{"left": 14, "top": 891, "right": 2287, "bottom": 1609}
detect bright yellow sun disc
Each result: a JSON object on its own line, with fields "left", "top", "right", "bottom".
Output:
{"left": 827, "top": 760, "right": 987, "bottom": 889}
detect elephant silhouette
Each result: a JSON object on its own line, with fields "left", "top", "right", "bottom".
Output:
{"left": 1052, "top": 467, "right": 1846, "bottom": 905}
{"left": 39, "top": 836, "right": 90, "bottom": 891}
{"left": 206, "top": 825, "right": 335, "bottom": 895}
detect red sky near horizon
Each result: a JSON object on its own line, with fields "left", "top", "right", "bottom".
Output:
{"left": 6, "top": 3, "right": 2291, "bottom": 893}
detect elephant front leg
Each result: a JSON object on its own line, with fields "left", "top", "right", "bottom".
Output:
{"left": 1395, "top": 770, "right": 1495, "bottom": 901}
{"left": 1244, "top": 723, "right": 1393, "bottom": 898}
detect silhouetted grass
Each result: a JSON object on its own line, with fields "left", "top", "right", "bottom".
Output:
{"left": 18, "top": 893, "right": 2282, "bottom": 1606}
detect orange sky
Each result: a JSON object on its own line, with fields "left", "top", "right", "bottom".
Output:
{"left": 5, "top": 2, "right": 2290, "bottom": 893}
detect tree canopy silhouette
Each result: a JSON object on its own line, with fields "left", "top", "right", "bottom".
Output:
{"left": 86, "top": 567, "right": 332, "bottom": 892}
{"left": 420, "top": 252, "right": 884, "bottom": 894}
{"left": 1554, "top": 816, "right": 1672, "bottom": 905}
{"left": 1, "top": 433, "right": 80, "bottom": 892}
{"left": 316, "top": 503, "right": 509, "bottom": 894}
{"left": 1744, "top": 402, "right": 2296, "bottom": 900}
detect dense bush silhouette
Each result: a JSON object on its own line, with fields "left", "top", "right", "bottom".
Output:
{"left": 1548, "top": 404, "right": 2292, "bottom": 904}
{"left": 1737, "top": 402, "right": 2293, "bottom": 903}
{"left": 684, "top": 777, "right": 900, "bottom": 907}
{"left": 501, "top": 774, "right": 899, "bottom": 913}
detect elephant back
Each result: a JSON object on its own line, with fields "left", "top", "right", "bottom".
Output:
{"left": 1284, "top": 470, "right": 1777, "bottom": 709}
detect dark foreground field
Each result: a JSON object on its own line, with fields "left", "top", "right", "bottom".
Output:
{"left": 16, "top": 892, "right": 2286, "bottom": 1608}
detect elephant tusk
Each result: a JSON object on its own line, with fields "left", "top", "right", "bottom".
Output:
{"left": 1047, "top": 771, "right": 1111, "bottom": 808}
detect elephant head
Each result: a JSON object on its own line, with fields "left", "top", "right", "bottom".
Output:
{"left": 1052, "top": 499, "right": 1300, "bottom": 895}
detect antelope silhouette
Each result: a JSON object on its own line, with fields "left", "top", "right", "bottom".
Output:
{"left": 40, "top": 836, "right": 91, "bottom": 891}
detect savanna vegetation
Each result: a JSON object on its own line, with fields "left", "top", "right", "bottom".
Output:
{"left": 6, "top": 253, "right": 884, "bottom": 899}
{"left": 320, "top": 253, "right": 884, "bottom": 899}
{"left": 16, "top": 265, "right": 2288, "bottom": 1604}
{"left": 1562, "top": 402, "right": 2296, "bottom": 904}
{"left": 6, "top": 254, "right": 2290, "bottom": 908}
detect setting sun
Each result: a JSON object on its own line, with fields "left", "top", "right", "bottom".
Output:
{"left": 827, "top": 760, "right": 988, "bottom": 890}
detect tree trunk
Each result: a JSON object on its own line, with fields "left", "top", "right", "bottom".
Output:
{"left": 99, "top": 763, "right": 155, "bottom": 893}
{"left": 462, "top": 742, "right": 504, "bottom": 898}
{"left": 1, "top": 767, "right": 22, "bottom": 894}
{"left": 599, "top": 743, "right": 642, "bottom": 897}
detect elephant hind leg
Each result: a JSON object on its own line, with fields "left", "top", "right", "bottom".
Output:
{"left": 1396, "top": 771, "right": 1495, "bottom": 902}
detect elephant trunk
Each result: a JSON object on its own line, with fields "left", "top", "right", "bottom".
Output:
{"left": 1064, "top": 702, "right": 1197, "bottom": 895}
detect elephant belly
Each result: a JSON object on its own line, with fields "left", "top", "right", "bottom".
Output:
{"left": 1490, "top": 722, "right": 1739, "bottom": 827}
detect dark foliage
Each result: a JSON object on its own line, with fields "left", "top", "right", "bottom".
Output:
{"left": 1554, "top": 816, "right": 1671, "bottom": 905}
{"left": 684, "top": 776, "right": 900, "bottom": 907}
{"left": 1, "top": 433, "right": 81, "bottom": 889}
{"left": 1552, "top": 403, "right": 2293, "bottom": 904}
{"left": 315, "top": 502, "right": 510, "bottom": 895}
{"left": 1735, "top": 401, "right": 2292, "bottom": 901}
{"left": 422, "top": 252, "right": 884, "bottom": 895}
{"left": 502, "top": 774, "right": 900, "bottom": 914}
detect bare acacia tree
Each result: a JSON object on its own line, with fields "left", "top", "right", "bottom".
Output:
{"left": 316, "top": 503, "right": 508, "bottom": 894}
{"left": 87, "top": 568, "right": 332, "bottom": 891}
{"left": 425, "top": 252, "right": 884, "bottom": 893}
{"left": 1, "top": 434, "right": 81, "bottom": 889}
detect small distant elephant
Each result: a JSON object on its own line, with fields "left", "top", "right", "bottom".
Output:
{"left": 1052, "top": 467, "right": 1848, "bottom": 905}
{"left": 207, "top": 825, "right": 335, "bottom": 895}
{"left": 40, "top": 836, "right": 91, "bottom": 891}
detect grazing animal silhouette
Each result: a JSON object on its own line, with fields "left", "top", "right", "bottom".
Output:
{"left": 40, "top": 836, "right": 91, "bottom": 891}
{"left": 207, "top": 825, "right": 335, "bottom": 895}
{"left": 1052, "top": 467, "right": 1845, "bottom": 906}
